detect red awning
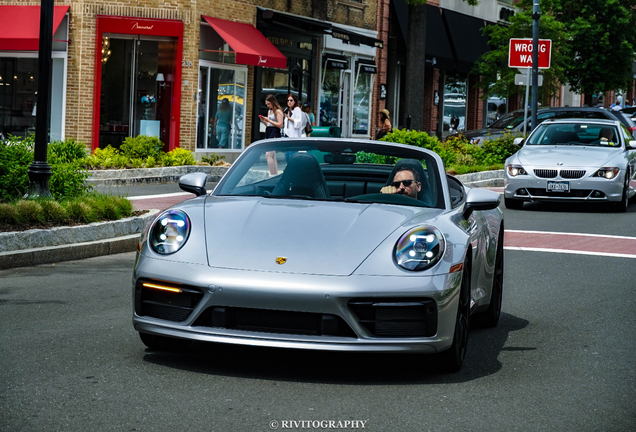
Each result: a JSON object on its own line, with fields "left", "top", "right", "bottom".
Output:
{"left": 202, "top": 16, "right": 286, "bottom": 69}
{"left": 0, "top": 6, "right": 70, "bottom": 51}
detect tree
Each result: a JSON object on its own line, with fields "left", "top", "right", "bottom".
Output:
{"left": 559, "top": 0, "right": 636, "bottom": 105}
{"left": 474, "top": 0, "right": 636, "bottom": 106}
{"left": 403, "top": 0, "right": 478, "bottom": 131}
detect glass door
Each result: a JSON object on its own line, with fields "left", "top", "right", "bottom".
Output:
{"left": 196, "top": 62, "right": 246, "bottom": 150}
{"left": 339, "top": 69, "right": 351, "bottom": 136}
{"left": 98, "top": 35, "right": 176, "bottom": 150}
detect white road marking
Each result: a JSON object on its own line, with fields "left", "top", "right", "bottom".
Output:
{"left": 504, "top": 246, "right": 636, "bottom": 259}
{"left": 507, "top": 229, "right": 636, "bottom": 241}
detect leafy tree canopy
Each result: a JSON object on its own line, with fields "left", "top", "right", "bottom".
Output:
{"left": 474, "top": 0, "right": 636, "bottom": 105}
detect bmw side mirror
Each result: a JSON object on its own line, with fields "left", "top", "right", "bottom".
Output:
{"left": 628, "top": 140, "right": 636, "bottom": 149}
{"left": 179, "top": 172, "right": 208, "bottom": 196}
{"left": 513, "top": 137, "right": 525, "bottom": 146}
{"left": 463, "top": 188, "right": 501, "bottom": 219}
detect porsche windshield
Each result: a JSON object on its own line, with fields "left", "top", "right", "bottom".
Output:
{"left": 214, "top": 140, "right": 444, "bottom": 208}
{"left": 526, "top": 123, "right": 622, "bottom": 147}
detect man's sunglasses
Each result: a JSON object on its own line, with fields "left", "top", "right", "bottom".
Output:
{"left": 391, "top": 179, "right": 416, "bottom": 188}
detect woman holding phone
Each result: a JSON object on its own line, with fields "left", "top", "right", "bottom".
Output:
{"left": 259, "top": 94, "right": 284, "bottom": 175}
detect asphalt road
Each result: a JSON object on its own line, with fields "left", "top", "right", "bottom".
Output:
{"left": 1, "top": 204, "right": 635, "bottom": 432}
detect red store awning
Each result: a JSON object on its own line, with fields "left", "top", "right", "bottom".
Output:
{"left": 202, "top": 15, "right": 287, "bottom": 69}
{"left": 0, "top": 6, "right": 70, "bottom": 51}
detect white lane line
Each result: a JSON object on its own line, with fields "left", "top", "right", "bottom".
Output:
{"left": 128, "top": 191, "right": 213, "bottom": 201}
{"left": 507, "top": 229, "right": 636, "bottom": 241}
{"left": 128, "top": 192, "right": 191, "bottom": 201}
{"left": 504, "top": 246, "right": 636, "bottom": 259}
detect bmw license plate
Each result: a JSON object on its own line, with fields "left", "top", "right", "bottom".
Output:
{"left": 547, "top": 181, "right": 569, "bottom": 192}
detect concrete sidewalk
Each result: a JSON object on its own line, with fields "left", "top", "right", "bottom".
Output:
{"left": 1, "top": 169, "right": 504, "bottom": 269}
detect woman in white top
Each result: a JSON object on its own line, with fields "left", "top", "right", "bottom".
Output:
{"left": 283, "top": 93, "right": 305, "bottom": 138}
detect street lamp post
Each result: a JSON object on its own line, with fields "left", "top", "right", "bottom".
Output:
{"left": 25, "top": 0, "right": 54, "bottom": 199}
{"left": 531, "top": 1, "right": 540, "bottom": 133}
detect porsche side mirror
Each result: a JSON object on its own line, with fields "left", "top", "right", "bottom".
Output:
{"left": 627, "top": 140, "right": 636, "bottom": 149}
{"left": 513, "top": 137, "right": 525, "bottom": 146}
{"left": 179, "top": 172, "right": 208, "bottom": 196}
{"left": 463, "top": 188, "right": 501, "bottom": 219}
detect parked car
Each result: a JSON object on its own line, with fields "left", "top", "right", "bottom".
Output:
{"left": 455, "top": 107, "right": 634, "bottom": 144}
{"left": 621, "top": 106, "right": 636, "bottom": 121}
{"left": 132, "top": 138, "right": 504, "bottom": 372}
{"left": 504, "top": 119, "right": 636, "bottom": 212}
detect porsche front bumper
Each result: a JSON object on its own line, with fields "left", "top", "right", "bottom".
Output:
{"left": 132, "top": 256, "right": 464, "bottom": 354}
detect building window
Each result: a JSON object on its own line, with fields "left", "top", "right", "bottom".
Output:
{"left": 196, "top": 63, "right": 246, "bottom": 150}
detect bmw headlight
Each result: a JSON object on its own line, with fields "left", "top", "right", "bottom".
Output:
{"left": 593, "top": 167, "right": 620, "bottom": 179}
{"left": 507, "top": 165, "right": 527, "bottom": 176}
{"left": 149, "top": 210, "right": 191, "bottom": 255}
{"left": 394, "top": 226, "right": 445, "bottom": 271}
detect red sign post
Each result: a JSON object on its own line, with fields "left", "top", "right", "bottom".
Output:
{"left": 508, "top": 38, "right": 552, "bottom": 69}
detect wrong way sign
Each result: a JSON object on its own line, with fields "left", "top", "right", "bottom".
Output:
{"left": 508, "top": 38, "right": 552, "bottom": 69}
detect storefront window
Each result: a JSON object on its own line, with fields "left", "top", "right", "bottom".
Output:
{"left": 196, "top": 63, "right": 246, "bottom": 150}
{"left": 443, "top": 73, "right": 467, "bottom": 138}
{"left": 352, "top": 63, "right": 375, "bottom": 136}
{"left": 98, "top": 35, "right": 176, "bottom": 150}
{"left": 0, "top": 56, "right": 65, "bottom": 141}
{"left": 320, "top": 66, "right": 343, "bottom": 128}
{"left": 260, "top": 68, "right": 289, "bottom": 114}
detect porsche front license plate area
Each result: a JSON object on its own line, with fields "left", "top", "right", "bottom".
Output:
{"left": 547, "top": 181, "right": 569, "bottom": 192}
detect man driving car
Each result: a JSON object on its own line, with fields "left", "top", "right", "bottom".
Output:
{"left": 380, "top": 167, "right": 422, "bottom": 199}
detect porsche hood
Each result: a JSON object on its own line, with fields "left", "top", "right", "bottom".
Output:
{"left": 202, "top": 197, "right": 441, "bottom": 275}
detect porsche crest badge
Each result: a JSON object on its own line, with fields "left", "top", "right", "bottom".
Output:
{"left": 275, "top": 257, "right": 287, "bottom": 265}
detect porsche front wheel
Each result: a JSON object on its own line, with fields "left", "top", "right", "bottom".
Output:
{"left": 474, "top": 228, "right": 504, "bottom": 328}
{"left": 436, "top": 258, "right": 471, "bottom": 372}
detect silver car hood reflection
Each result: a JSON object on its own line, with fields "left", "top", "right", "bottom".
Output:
{"left": 203, "top": 196, "right": 443, "bottom": 275}
{"left": 518, "top": 146, "right": 620, "bottom": 167}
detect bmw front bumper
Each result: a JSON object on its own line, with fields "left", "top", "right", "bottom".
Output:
{"left": 504, "top": 168, "right": 625, "bottom": 203}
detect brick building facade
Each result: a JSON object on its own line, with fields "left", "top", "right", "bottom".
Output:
{"left": 1, "top": 0, "right": 380, "bottom": 160}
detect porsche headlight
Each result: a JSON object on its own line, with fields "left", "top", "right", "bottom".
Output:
{"left": 507, "top": 165, "right": 527, "bottom": 177}
{"left": 394, "top": 226, "right": 445, "bottom": 271}
{"left": 149, "top": 210, "right": 191, "bottom": 255}
{"left": 593, "top": 167, "right": 620, "bottom": 179}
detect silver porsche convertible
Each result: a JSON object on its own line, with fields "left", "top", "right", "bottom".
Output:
{"left": 133, "top": 139, "right": 504, "bottom": 372}
{"left": 504, "top": 119, "right": 636, "bottom": 211}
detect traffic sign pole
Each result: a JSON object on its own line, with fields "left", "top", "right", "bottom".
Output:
{"left": 531, "top": 1, "right": 540, "bottom": 133}
{"left": 524, "top": 68, "right": 530, "bottom": 135}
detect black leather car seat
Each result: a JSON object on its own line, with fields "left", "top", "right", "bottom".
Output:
{"left": 271, "top": 153, "right": 331, "bottom": 199}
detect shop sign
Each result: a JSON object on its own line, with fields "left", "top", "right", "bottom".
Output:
{"left": 359, "top": 64, "right": 376, "bottom": 74}
{"left": 267, "top": 36, "right": 293, "bottom": 48}
{"left": 326, "top": 59, "right": 347, "bottom": 69}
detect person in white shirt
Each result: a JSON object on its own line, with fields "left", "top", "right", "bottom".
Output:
{"left": 283, "top": 94, "right": 305, "bottom": 138}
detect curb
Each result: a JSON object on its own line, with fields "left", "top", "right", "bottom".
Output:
{"left": 0, "top": 210, "right": 159, "bottom": 270}
{"left": 88, "top": 166, "right": 229, "bottom": 186}
{"left": 455, "top": 170, "right": 504, "bottom": 187}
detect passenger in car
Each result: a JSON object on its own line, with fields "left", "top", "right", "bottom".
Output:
{"left": 380, "top": 167, "right": 421, "bottom": 199}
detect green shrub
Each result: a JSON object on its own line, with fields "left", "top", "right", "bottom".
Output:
{"left": 40, "top": 199, "right": 69, "bottom": 223}
{"left": 160, "top": 148, "right": 195, "bottom": 167}
{"left": 0, "top": 135, "right": 93, "bottom": 203}
{"left": 48, "top": 139, "right": 87, "bottom": 164}
{"left": 15, "top": 200, "right": 44, "bottom": 223}
{"left": 119, "top": 135, "right": 164, "bottom": 160}
{"left": 0, "top": 135, "right": 33, "bottom": 202}
{"left": 200, "top": 153, "right": 225, "bottom": 165}
{"left": 131, "top": 158, "right": 144, "bottom": 169}
{"left": 145, "top": 155, "right": 157, "bottom": 168}
{"left": 66, "top": 199, "right": 96, "bottom": 223}
{"left": 478, "top": 133, "right": 521, "bottom": 165}
{"left": 0, "top": 203, "right": 20, "bottom": 224}
{"left": 50, "top": 162, "right": 93, "bottom": 201}
{"left": 379, "top": 128, "right": 520, "bottom": 173}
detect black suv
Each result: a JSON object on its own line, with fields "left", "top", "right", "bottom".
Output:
{"left": 456, "top": 107, "right": 635, "bottom": 144}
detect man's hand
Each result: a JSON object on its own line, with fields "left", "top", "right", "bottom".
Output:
{"left": 380, "top": 185, "right": 397, "bottom": 194}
